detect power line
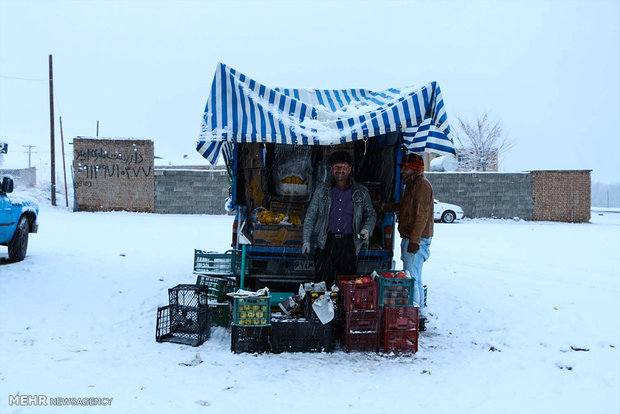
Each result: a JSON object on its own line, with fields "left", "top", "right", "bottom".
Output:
{"left": 22, "top": 145, "right": 37, "bottom": 168}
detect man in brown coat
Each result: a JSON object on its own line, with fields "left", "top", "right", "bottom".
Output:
{"left": 382, "top": 153, "right": 433, "bottom": 330}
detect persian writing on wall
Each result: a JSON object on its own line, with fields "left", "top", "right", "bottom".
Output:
{"left": 73, "top": 138, "right": 155, "bottom": 212}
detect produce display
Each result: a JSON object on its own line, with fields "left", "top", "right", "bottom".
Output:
{"left": 340, "top": 276, "right": 373, "bottom": 284}
{"left": 281, "top": 175, "right": 307, "bottom": 185}
{"left": 257, "top": 209, "right": 302, "bottom": 225}
{"left": 237, "top": 303, "right": 268, "bottom": 326}
{"left": 379, "top": 271, "right": 409, "bottom": 279}
{"left": 374, "top": 270, "right": 415, "bottom": 307}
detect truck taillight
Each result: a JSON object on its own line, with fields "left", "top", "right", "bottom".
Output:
{"left": 384, "top": 225, "right": 393, "bottom": 251}
{"left": 232, "top": 219, "right": 238, "bottom": 248}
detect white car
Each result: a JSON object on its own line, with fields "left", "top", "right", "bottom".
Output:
{"left": 434, "top": 199, "right": 464, "bottom": 223}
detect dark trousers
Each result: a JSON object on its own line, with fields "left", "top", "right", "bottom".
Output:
{"left": 314, "top": 234, "right": 357, "bottom": 288}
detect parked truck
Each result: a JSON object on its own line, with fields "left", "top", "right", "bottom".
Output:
{"left": 0, "top": 176, "right": 39, "bottom": 262}
{"left": 227, "top": 133, "right": 404, "bottom": 291}
{"left": 196, "top": 63, "right": 456, "bottom": 291}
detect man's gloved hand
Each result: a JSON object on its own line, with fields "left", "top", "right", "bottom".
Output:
{"left": 301, "top": 242, "right": 311, "bottom": 257}
{"left": 407, "top": 241, "right": 420, "bottom": 254}
{"left": 359, "top": 228, "right": 369, "bottom": 240}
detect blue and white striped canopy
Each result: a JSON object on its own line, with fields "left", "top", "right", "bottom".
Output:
{"left": 197, "top": 63, "right": 455, "bottom": 164}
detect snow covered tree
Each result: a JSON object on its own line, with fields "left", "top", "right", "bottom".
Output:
{"left": 454, "top": 113, "right": 514, "bottom": 172}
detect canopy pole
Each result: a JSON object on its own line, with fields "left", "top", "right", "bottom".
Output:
{"left": 240, "top": 244, "right": 246, "bottom": 289}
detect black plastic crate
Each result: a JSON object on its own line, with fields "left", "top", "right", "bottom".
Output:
{"left": 270, "top": 315, "right": 333, "bottom": 353}
{"left": 156, "top": 305, "right": 211, "bottom": 347}
{"left": 168, "top": 284, "right": 209, "bottom": 308}
{"left": 231, "top": 325, "right": 270, "bottom": 353}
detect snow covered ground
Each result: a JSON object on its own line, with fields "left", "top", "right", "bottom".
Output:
{"left": 1, "top": 189, "right": 619, "bottom": 414}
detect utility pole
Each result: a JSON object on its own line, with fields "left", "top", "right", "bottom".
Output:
{"left": 49, "top": 54, "right": 56, "bottom": 206}
{"left": 96, "top": 120, "right": 99, "bottom": 137}
{"left": 22, "top": 145, "right": 37, "bottom": 168}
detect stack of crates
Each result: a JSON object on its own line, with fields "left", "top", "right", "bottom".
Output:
{"left": 231, "top": 295, "right": 271, "bottom": 353}
{"left": 194, "top": 249, "right": 242, "bottom": 328}
{"left": 375, "top": 270, "right": 419, "bottom": 353}
{"left": 337, "top": 275, "right": 381, "bottom": 353}
{"left": 196, "top": 273, "right": 235, "bottom": 327}
{"left": 156, "top": 284, "right": 211, "bottom": 347}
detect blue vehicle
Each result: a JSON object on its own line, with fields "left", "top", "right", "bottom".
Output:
{"left": 1, "top": 176, "right": 39, "bottom": 262}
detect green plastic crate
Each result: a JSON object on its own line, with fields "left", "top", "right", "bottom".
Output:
{"left": 193, "top": 249, "right": 245, "bottom": 276}
{"left": 270, "top": 292, "right": 295, "bottom": 307}
{"left": 374, "top": 270, "right": 415, "bottom": 307}
{"left": 233, "top": 296, "right": 271, "bottom": 326}
{"left": 196, "top": 274, "right": 236, "bottom": 302}
{"left": 209, "top": 303, "right": 232, "bottom": 327}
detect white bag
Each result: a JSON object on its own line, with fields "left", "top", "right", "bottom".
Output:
{"left": 312, "top": 293, "right": 334, "bottom": 324}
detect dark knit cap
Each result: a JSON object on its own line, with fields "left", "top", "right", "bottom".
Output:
{"left": 328, "top": 150, "right": 353, "bottom": 166}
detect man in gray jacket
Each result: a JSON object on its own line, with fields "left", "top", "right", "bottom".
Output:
{"left": 302, "top": 151, "right": 376, "bottom": 288}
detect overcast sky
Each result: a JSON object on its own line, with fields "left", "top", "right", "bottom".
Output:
{"left": 1, "top": 0, "right": 619, "bottom": 184}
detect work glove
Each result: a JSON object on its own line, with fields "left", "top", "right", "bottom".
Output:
{"left": 407, "top": 241, "right": 420, "bottom": 254}
{"left": 359, "top": 228, "right": 369, "bottom": 240}
{"left": 301, "top": 242, "right": 311, "bottom": 257}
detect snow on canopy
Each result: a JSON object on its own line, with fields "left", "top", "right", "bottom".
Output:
{"left": 196, "top": 63, "right": 456, "bottom": 164}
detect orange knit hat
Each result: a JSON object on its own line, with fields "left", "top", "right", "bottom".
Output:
{"left": 398, "top": 153, "right": 424, "bottom": 171}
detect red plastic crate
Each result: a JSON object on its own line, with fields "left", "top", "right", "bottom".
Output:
{"left": 345, "top": 309, "right": 381, "bottom": 333}
{"left": 345, "top": 310, "right": 381, "bottom": 332}
{"left": 341, "top": 280, "right": 378, "bottom": 311}
{"left": 336, "top": 274, "right": 364, "bottom": 284}
{"left": 382, "top": 306, "right": 419, "bottom": 332}
{"left": 344, "top": 331, "right": 379, "bottom": 353}
{"left": 381, "top": 328, "right": 418, "bottom": 353}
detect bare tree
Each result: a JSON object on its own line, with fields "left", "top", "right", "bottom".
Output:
{"left": 454, "top": 113, "right": 514, "bottom": 171}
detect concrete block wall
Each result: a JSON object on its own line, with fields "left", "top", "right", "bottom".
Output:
{"left": 155, "top": 168, "right": 229, "bottom": 214}
{"left": 531, "top": 170, "right": 590, "bottom": 223}
{"left": 426, "top": 172, "right": 533, "bottom": 219}
{"left": 153, "top": 168, "right": 590, "bottom": 221}
{"left": 0, "top": 167, "right": 37, "bottom": 188}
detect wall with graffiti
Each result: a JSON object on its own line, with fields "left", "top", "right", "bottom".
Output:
{"left": 73, "top": 138, "right": 154, "bottom": 212}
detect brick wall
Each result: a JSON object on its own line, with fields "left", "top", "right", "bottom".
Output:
{"left": 426, "top": 172, "right": 533, "bottom": 219}
{"left": 531, "top": 170, "right": 591, "bottom": 222}
{"left": 0, "top": 167, "right": 37, "bottom": 188}
{"left": 154, "top": 168, "right": 229, "bottom": 214}
{"left": 73, "top": 138, "right": 154, "bottom": 212}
